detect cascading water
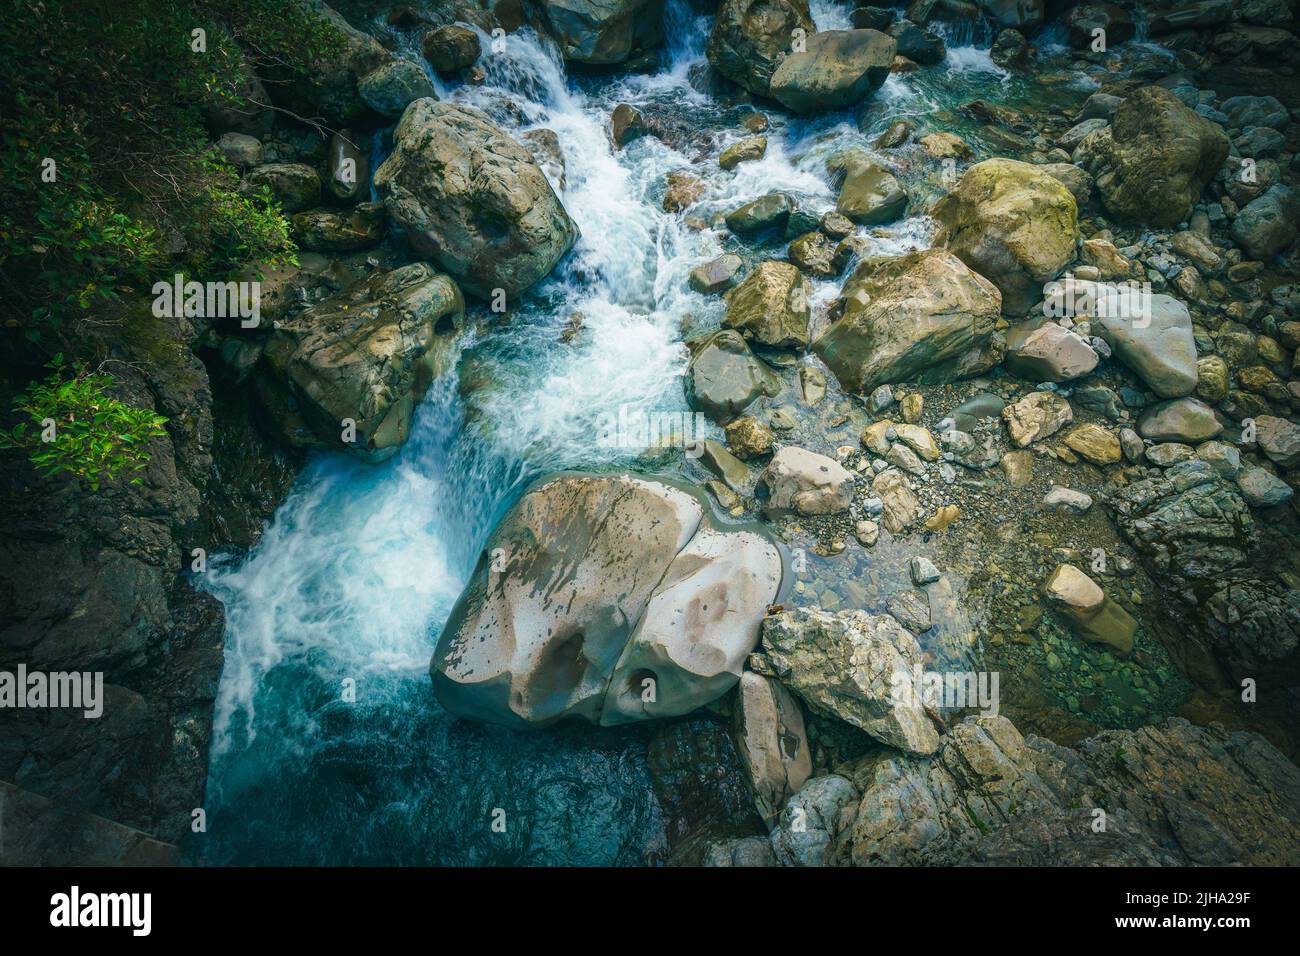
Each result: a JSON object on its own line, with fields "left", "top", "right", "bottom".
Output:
{"left": 198, "top": 3, "right": 1085, "bottom": 865}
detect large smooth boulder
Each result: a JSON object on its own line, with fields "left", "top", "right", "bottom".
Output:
{"left": 686, "top": 329, "right": 782, "bottom": 423}
{"left": 375, "top": 100, "right": 579, "bottom": 297}
{"left": 933, "top": 158, "right": 1079, "bottom": 315}
{"left": 259, "top": 263, "right": 464, "bottom": 460}
{"left": 761, "top": 607, "right": 941, "bottom": 755}
{"left": 538, "top": 0, "right": 665, "bottom": 64}
{"left": 829, "top": 150, "right": 908, "bottom": 224}
{"left": 733, "top": 672, "right": 812, "bottom": 828}
{"left": 430, "top": 474, "right": 786, "bottom": 728}
{"left": 1074, "top": 86, "right": 1229, "bottom": 228}
{"left": 722, "top": 260, "right": 812, "bottom": 349}
{"left": 813, "top": 249, "right": 1003, "bottom": 394}
{"left": 768, "top": 30, "right": 895, "bottom": 114}
{"left": 707, "top": 0, "right": 814, "bottom": 95}
{"left": 1094, "top": 293, "right": 1199, "bottom": 398}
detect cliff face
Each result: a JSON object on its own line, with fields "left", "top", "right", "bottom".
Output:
{"left": 0, "top": 307, "right": 297, "bottom": 858}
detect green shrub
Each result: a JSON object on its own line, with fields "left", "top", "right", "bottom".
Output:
{"left": 0, "top": 358, "right": 170, "bottom": 491}
{"left": 0, "top": 0, "right": 346, "bottom": 343}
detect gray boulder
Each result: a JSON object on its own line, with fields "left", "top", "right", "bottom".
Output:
{"left": 1094, "top": 293, "right": 1199, "bottom": 398}
{"left": 685, "top": 329, "right": 781, "bottom": 424}
{"left": 1074, "top": 86, "right": 1229, "bottom": 228}
{"left": 769, "top": 30, "right": 895, "bottom": 114}
{"left": 707, "top": 0, "right": 814, "bottom": 95}
{"left": 259, "top": 263, "right": 464, "bottom": 460}
{"left": 761, "top": 607, "right": 942, "bottom": 755}
{"left": 538, "top": 0, "right": 664, "bottom": 64}
{"left": 813, "top": 249, "right": 1003, "bottom": 394}
{"left": 375, "top": 100, "right": 579, "bottom": 297}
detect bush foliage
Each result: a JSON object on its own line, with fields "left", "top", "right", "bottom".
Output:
{"left": 0, "top": 0, "right": 347, "bottom": 342}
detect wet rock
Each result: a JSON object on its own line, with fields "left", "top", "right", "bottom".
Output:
{"left": 763, "top": 446, "right": 855, "bottom": 515}
{"left": 1093, "top": 293, "right": 1199, "bottom": 399}
{"left": 520, "top": 128, "right": 566, "bottom": 190}
{"left": 887, "top": 19, "right": 945, "bottom": 65}
{"left": 1062, "top": 422, "right": 1121, "bottom": 465}
{"left": 872, "top": 118, "right": 913, "bottom": 149}
{"left": 726, "top": 416, "right": 775, "bottom": 460}
{"left": 357, "top": 58, "right": 437, "bottom": 118}
{"left": 1002, "top": 391, "right": 1073, "bottom": 447}
{"left": 933, "top": 158, "right": 1079, "bottom": 315}
{"left": 872, "top": 468, "right": 922, "bottom": 532}
{"left": 910, "top": 555, "right": 941, "bottom": 585}
{"left": 325, "top": 130, "right": 369, "bottom": 202}
{"left": 723, "top": 260, "right": 812, "bottom": 349}
{"left": 244, "top": 163, "right": 321, "bottom": 213}
{"left": 769, "top": 774, "right": 859, "bottom": 866}
{"left": 761, "top": 607, "right": 941, "bottom": 755}
{"left": 725, "top": 192, "right": 795, "bottom": 237}
{"left": 422, "top": 24, "right": 481, "bottom": 74}
{"left": 375, "top": 100, "right": 579, "bottom": 297}
{"left": 733, "top": 672, "right": 812, "bottom": 828}
{"left": 919, "top": 131, "right": 973, "bottom": 160}
{"left": 259, "top": 264, "right": 463, "bottom": 461}
{"left": 610, "top": 103, "right": 646, "bottom": 148}
{"left": 788, "top": 231, "right": 839, "bottom": 277}
{"left": 895, "top": 423, "right": 941, "bottom": 461}
{"left": 1043, "top": 563, "right": 1135, "bottom": 654}
{"left": 689, "top": 253, "right": 744, "bottom": 294}
{"left": 1064, "top": 3, "right": 1135, "bottom": 48}
{"left": 292, "top": 202, "right": 386, "bottom": 252}
{"left": 1231, "top": 185, "right": 1300, "bottom": 261}
{"left": 538, "top": 0, "right": 664, "bottom": 65}
{"left": 843, "top": 715, "right": 1300, "bottom": 865}
{"left": 1074, "top": 86, "right": 1229, "bottom": 228}
{"left": 1145, "top": 442, "right": 1194, "bottom": 468}
{"left": 703, "top": 836, "right": 777, "bottom": 866}
{"left": 1137, "top": 398, "right": 1222, "bottom": 443}
{"left": 1255, "top": 415, "right": 1300, "bottom": 468}
{"left": 1039, "top": 163, "right": 1094, "bottom": 208}
{"left": 1237, "top": 466, "right": 1293, "bottom": 507}
{"left": 1042, "top": 485, "right": 1092, "bottom": 514}
{"left": 686, "top": 329, "right": 781, "bottom": 424}
{"left": 663, "top": 170, "right": 705, "bottom": 212}
{"left": 217, "top": 132, "right": 263, "bottom": 169}
{"left": 829, "top": 150, "right": 908, "bottom": 224}
{"left": 977, "top": 0, "right": 1043, "bottom": 28}
{"left": 1000, "top": 449, "right": 1033, "bottom": 485}
{"left": 989, "top": 27, "right": 1029, "bottom": 69}
{"left": 1196, "top": 440, "right": 1242, "bottom": 479}
{"left": 769, "top": 29, "right": 895, "bottom": 114}
{"left": 1196, "top": 354, "right": 1230, "bottom": 404}
{"left": 707, "top": 0, "right": 814, "bottom": 95}
{"left": 1004, "top": 320, "right": 1098, "bottom": 382}
{"left": 720, "top": 134, "right": 768, "bottom": 170}
{"left": 814, "top": 249, "right": 1002, "bottom": 394}
{"left": 431, "top": 474, "right": 784, "bottom": 727}
{"left": 888, "top": 590, "right": 933, "bottom": 632}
